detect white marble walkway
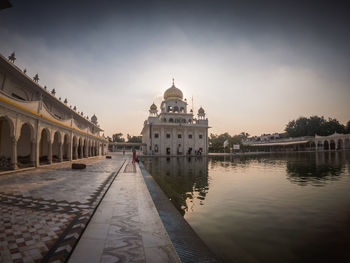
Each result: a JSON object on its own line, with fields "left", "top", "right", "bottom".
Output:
{"left": 69, "top": 159, "right": 180, "bottom": 263}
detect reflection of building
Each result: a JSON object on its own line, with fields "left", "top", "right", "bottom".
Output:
{"left": 141, "top": 80, "right": 209, "bottom": 155}
{"left": 142, "top": 156, "right": 209, "bottom": 215}
{"left": 243, "top": 133, "right": 350, "bottom": 152}
{"left": 0, "top": 53, "right": 107, "bottom": 170}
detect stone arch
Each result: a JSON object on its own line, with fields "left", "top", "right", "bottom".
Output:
{"left": 180, "top": 107, "right": 184, "bottom": 112}
{"left": 52, "top": 131, "right": 62, "bottom": 162}
{"left": 169, "top": 118, "right": 174, "bottom": 123}
{"left": 0, "top": 116, "right": 15, "bottom": 170}
{"left": 317, "top": 141, "right": 323, "bottom": 148}
{"left": 173, "top": 106, "right": 179, "bottom": 112}
{"left": 78, "top": 137, "right": 83, "bottom": 158}
{"left": 323, "top": 140, "right": 329, "bottom": 150}
{"left": 337, "top": 139, "right": 344, "bottom": 150}
{"left": 330, "top": 140, "right": 336, "bottom": 150}
{"left": 72, "top": 135, "right": 78, "bottom": 159}
{"left": 17, "top": 123, "right": 34, "bottom": 167}
{"left": 39, "top": 128, "right": 51, "bottom": 164}
{"left": 63, "top": 134, "right": 70, "bottom": 160}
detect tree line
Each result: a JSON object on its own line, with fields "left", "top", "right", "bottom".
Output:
{"left": 285, "top": 116, "right": 350, "bottom": 137}
{"left": 209, "top": 132, "right": 249, "bottom": 152}
{"left": 108, "top": 133, "right": 142, "bottom": 143}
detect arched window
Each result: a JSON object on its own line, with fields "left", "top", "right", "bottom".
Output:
{"left": 174, "top": 106, "right": 179, "bottom": 112}
{"left": 169, "top": 118, "right": 174, "bottom": 123}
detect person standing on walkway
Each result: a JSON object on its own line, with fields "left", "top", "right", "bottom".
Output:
{"left": 132, "top": 148, "right": 136, "bottom": 163}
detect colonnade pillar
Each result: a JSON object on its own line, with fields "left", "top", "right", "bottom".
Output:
{"left": 68, "top": 136, "right": 72, "bottom": 161}
{"left": 30, "top": 141, "right": 36, "bottom": 166}
{"left": 75, "top": 144, "right": 78, "bottom": 159}
{"left": 11, "top": 137, "right": 18, "bottom": 170}
{"left": 59, "top": 143, "right": 63, "bottom": 162}
{"left": 48, "top": 139, "right": 52, "bottom": 164}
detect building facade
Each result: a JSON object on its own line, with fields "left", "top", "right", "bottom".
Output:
{"left": 0, "top": 52, "right": 108, "bottom": 170}
{"left": 141, "top": 81, "right": 209, "bottom": 155}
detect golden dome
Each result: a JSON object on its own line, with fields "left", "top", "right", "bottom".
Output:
{"left": 164, "top": 79, "right": 183, "bottom": 100}
{"left": 150, "top": 103, "right": 157, "bottom": 110}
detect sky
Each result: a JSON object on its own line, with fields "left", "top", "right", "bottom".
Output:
{"left": 0, "top": 0, "right": 349, "bottom": 137}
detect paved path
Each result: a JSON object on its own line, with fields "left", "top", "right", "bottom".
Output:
{"left": 0, "top": 156, "right": 125, "bottom": 263}
{"left": 69, "top": 159, "right": 180, "bottom": 263}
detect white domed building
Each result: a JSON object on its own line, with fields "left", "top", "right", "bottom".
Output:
{"left": 141, "top": 80, "right": 209, "bottom": 155}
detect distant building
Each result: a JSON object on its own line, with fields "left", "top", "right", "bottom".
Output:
{"left": 0, "top": 53, "right": 107, "bottom": 170}
{"left": 246, "top": 133, "right": 281, "bottom": 143}
{"left": 141, "top": 80, "right": 209, "bottom": 155}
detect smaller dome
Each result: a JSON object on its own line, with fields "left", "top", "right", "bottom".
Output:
{"left": 91, "top": 114, "right": 98, "bottom": 123}
{"left": 150, "top": 103, "right": 157, "bottom": 111}
{"left": 198, "top": 107, "right": 205, "bottom": 114}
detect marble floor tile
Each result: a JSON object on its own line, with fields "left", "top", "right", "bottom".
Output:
{"left": 0, "top": 155, "right": 126, "bottom": 263}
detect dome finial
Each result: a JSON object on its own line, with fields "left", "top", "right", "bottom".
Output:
{"left": 172, "top": 78, "right": 175, "bottom": 86}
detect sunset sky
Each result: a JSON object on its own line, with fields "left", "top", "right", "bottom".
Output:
{"left": 1, "top": 0, "right": 349, "bottom": 137}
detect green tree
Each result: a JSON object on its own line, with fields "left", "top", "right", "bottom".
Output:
{"left": 208, "top": 132, "right": 248, "bottom": 152}
{"left": 127, "top": 134, "right": 142, "bottom": 143}
{"left": 285, "top": 116, "right": 345, "bottom": 137}
{"left": 346, "top": 121, "right": 350, "bottom": 134}
{"left": 112, "top": 133, "right": 125, "bottom": 142}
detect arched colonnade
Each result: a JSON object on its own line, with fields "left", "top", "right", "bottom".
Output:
{"left": 0, "top": 115, "right": 106, "bottom": 170}
{"left": 315, "top": 138, "right": 350, "bottom": 151}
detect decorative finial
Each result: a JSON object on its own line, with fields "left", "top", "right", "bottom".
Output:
{"left": 172, "top": 78, "right": 174, "bottom": 86}
{"left": 23, "top": 68, "right": 27, "bottom": 74}
{"left": 44, "top": 85, "right": 47, "bottom": 90}
{"left": 59, "top": 97, "right": 61, "bottom": 100}
{"left": 8, "top": 52, "right": 16, "bottom": 63}
{"left": 33, "top": 74, "right": 39, "bottom": 82}
{"left": 73, "top": 106, "right": 77, "bottom": 110}
{"left": 64, "top": 98, "right": 68, "bottom": 104}
{"left": 51, "top": 88, "right": 56, "bottom": 95}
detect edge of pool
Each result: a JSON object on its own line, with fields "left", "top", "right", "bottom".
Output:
{"left": 139, "top": 161, "right": 221, "bottom": 263}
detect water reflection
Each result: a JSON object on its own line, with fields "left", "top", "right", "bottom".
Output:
{"left": 142, "top": 152, "right": 350, "bottom": 215}
{"left": 285, "top": 151, "right": 349, "bottom": 186}
{"left": 142, "top": 157, "right": 209, "bottom": 215}
{"left": 142, "top": 152, "right": 350, "bottom": 263}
